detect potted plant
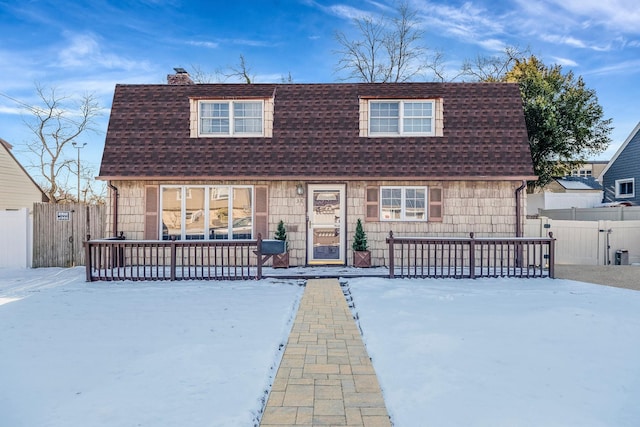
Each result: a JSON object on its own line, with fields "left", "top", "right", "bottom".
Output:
{"left": 352, "top": 218, "right": 371, "bottom": 268}
{"left": 272, "top": 220, "right": 289, "bottom": 268}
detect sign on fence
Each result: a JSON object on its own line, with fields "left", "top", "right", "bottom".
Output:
{"left": 56, "top": 211, "right": 70, "bottom": 221}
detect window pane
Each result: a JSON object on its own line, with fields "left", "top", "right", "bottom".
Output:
{"left": 621, "top": 182, "right": 633, "bottom": 195}
{"left": 404, "top": 102, "right": 432, "bottom": 117}
{"left": 234, "top": 102, "right": 261, "bottom": 117}
{"left": 381, "top": 188, "right": 402, "bottom": 220}
{"left": 371, "top": 102, "right": 399, "bottom": 117}
{"left": 234, "top": 118, "right": 262, "bottom": 133}
{"left": 161, "top": 188, "right": 182, "bottom": 240}
{"left": 403, "top": 102, "right": 432, "bottom": 133}
{"left": 184, "top": 188, "right": 205, "bottom": 240}
{"left": 405, "top": 188, "right": 426, "bottom": 219}
{"left": 370, "top": 102, "right": 399, "bottom": 134}
{"left": 234, "top": 102, "right": 262, "bottom": 134}
{"left": 201, "top": 103, "right": 229, "bottom": 134}
{"left": 403, "top": 118, "right": 431, "bottom": 133}
{"left": 232, "top": 187, "right": 253, "bottom": 239}
{"left": 209, "top": 187, "right": 229, "bottom": 239}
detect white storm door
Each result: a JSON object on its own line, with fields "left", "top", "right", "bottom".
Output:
{"left": 307, "top": 184, "right": 346, "bottom": 264}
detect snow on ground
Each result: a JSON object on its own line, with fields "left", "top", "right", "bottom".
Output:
{"left": 2, "top": 268, "right": 640, "bottom": 427}
{"left": 0, "top": 267, "right": 303, "bottom": 427}
{"left": 347, "top": 277, "right": 640, "bottom": 427}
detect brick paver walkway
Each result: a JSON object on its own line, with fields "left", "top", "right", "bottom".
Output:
{"left": 260, "top": 278, "right": 391, "bottom": 427}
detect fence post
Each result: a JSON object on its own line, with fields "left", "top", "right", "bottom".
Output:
{"left": 84, "top": 240, "right": 92, "bottom": 282}
{"left": 548, "top": 232, "right": 555, "bottom": 278}
{"left": 170, "top": 239, "right": 177, "bottom": 281}
{"left": 469, "top": 232, "right": 475, "bottom": 279}
{"left": 256, "top": 233, "right": 263, "bottom": 280}
{"left": 387, "top": 231, "right": 395, "bottom": 278}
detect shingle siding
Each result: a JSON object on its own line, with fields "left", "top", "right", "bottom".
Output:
{"left": 603, "top": 127, "right": 640, "bottom": 205}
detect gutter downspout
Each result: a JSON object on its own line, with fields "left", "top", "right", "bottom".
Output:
{"left": 515, "top": 180, "right": 527, "bottom": 269}
{"left": 107, "top": 181, "right": 119, "bottom": 238}
{"left": 515, "top": 180, "right": 527, "bottom": 237}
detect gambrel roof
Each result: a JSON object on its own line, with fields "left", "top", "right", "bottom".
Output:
{"left": 99, "top": 82, "right": 535, "bottom": 181}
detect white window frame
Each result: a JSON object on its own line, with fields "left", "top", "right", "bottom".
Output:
{"left": 368, "top": 100, "right": 435, "bottom": 136}
{"left": 159, "top": 185, "right": 254, "bottom": 240}
{"left": 615, "top": 178, "right": 635, "bottom": 198}
{"left": 198, "top": 100, "right": 264, "bottom": 137}
{"left": 380, "top": 186, "right": 428, "bottom": 221}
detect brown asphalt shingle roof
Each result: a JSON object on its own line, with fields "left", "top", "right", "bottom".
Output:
{"left": 98, "top": 82, "right": 535, "bottom": 180}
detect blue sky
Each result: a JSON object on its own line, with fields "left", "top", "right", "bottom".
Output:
{"left": 1, "top": 0, "right": 639, "bottom": 190}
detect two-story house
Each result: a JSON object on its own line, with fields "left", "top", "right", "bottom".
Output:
{"left": 97, "top": 70, "right": 536, "bottom": 267}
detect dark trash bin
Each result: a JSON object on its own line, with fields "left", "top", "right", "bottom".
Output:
{"left": 615, "top": 249, "right": 629, "bottom": 265}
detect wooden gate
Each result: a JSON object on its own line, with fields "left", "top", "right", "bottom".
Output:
{"left": 32, "top": 203, "right": 106, "bottom": 267}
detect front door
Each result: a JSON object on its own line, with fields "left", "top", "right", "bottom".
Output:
{"left": 307, "top": 184, "right": 346, "bottom": 265}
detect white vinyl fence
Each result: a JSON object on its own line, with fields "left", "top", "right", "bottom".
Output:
{"left": 526, "top": 218, "right": 640, "bottom": 265}
{"left": 0, "top": 208, "right": 32, "bottom": 268}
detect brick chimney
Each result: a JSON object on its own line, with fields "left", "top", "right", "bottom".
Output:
{"left": 167, "top": 67, "right": 194, "bottom": 85}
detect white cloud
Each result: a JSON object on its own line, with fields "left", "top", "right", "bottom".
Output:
{"left": 328, "top": 4, "right": 373, "bottom": 21}
{"left": 477, "top": 38, "right": 506, "bottom": 52}
{"left": 186, "top": 40, "right": 219, "bottom": 49}
{"left": 548, "top": 0, "right": 640, "bottom": 34}
{"left": 57, "top": 32, "right": 151, "bottom": 71}
{"left": 584, "top": 59, "right": 640, "bottom": 76}
{"left": 0, "top": 105, "right": 24, "bottom": 115}
{"left": 540, "top": 34, "right": 587, "bottom": 49}
{"left": 551, "top": 56, "right": 579, "bottom": 67}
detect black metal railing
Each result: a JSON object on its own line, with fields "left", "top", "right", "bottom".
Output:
{"left": 85, "top": 235, "right": 272, "bottom": 281}
{"left": 85, "top": 232, "right": 555, "bottom": 281}
{"left": 386, "top": 232, "right": 555, "bottom": 279}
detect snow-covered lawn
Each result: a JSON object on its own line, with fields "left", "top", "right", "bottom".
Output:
{"left": 0, "top": 268, "right": 303, "bottom": 427}
{"left": 348, "top": 277, "right": 640, "bottom": 427}
{"left": 2, "top": 268, "right": 640, "bottom": 427}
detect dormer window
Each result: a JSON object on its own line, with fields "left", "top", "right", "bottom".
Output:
{"left": 359, "top": 98, "right": 443, "bottom": 137}
{"left": 369, "top": 100, "right": 434, "bottom": 136}
{"left": 199, "top": 100, "right": 263, "bottom": 136}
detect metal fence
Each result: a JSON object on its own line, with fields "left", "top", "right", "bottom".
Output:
{"left": 85, "top": 232, "right": 556, "bottom": 281}
{"left": 85, "top": 238, "right": 260, "bottom": 281}
{"left": 386, "top": 232, "right": 555, "bottom": 279}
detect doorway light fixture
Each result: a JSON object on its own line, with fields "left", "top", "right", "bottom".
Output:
{"left": 296, "top": 183, "right": 305, "bottom": 196}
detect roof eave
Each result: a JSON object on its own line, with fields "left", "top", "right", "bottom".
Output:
{"left": 98, "top": 175, "right": 538, "bottom": 182}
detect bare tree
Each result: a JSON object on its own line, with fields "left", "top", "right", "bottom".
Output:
{"left": 224, "top": 54, "right": 254, "bottom": 83}
{"left": 191, "top": 55, "right": 255, "bottom": 84}
{"left": 81, "top": 165, "right": 107, "bottom": 204}
{"left": 189, "top": 64, "right": 224, "bottom": 83}
{"left": 24, "top": 84, "right": 101, "bottom": 203}
{"left": 460, "top": 46, "right": 529, "bottom": 82}
{"left": 334, "top": 1, "right": 427, "bottom": 82}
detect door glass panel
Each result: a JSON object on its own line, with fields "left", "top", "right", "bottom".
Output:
{"left": 312, "top": 190, "right": 341, "bottom": 260}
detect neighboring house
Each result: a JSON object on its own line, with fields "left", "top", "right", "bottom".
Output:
{"left": 528, "top": 176, "right": 603, "bottom": 215}
{"left": 600, "top": 121, "right": 640, "bottom": 205}
{"left": 97, "top": 71, "right": 536, "bottom": 267}
{"left": 0, "top": 138, "right": 49, "bottom": 210}
{"left": 570, "top": 160, "right": 608, "bottom": 179}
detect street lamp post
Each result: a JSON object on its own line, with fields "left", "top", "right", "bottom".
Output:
{"left": 72, "top": 142, "right": 87, "bottom": 202}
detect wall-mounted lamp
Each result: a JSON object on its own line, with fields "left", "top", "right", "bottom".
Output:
{"left": 296, "top": 183, "right": 305, "bottom": 196}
